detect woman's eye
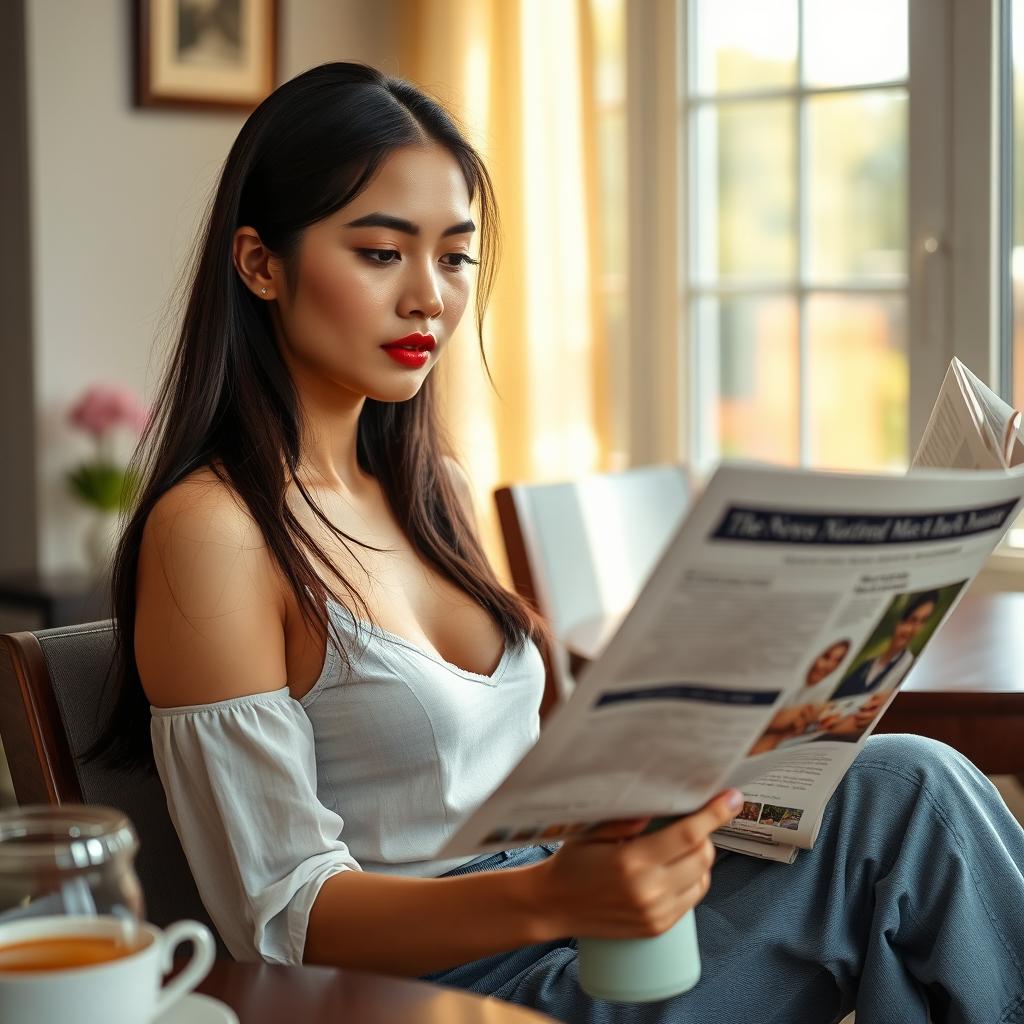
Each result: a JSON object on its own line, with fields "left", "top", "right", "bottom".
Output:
{"left": 357, "top": 248, "right": 401, "bottom": 265}
{"left": 356, "top": 249, "right": 478, "bottom": 270}
{"left": 441, "top": 253, "right": 480, "bottom": 270}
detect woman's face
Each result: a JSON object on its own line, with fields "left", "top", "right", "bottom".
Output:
{"left": 805, "top": 641, "right": 849, "bottom": 686}
{"left": 269, "top": 144, "right": 476, "bottom": 404}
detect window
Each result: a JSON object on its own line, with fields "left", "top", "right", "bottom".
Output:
{"left": 1013, "top": 0, "right": 1024, "bottom": 407}
{"left": 610, "top": 2, "right": 1002, "bottom": 480}
{"left": 686, "top": 0, "right": 909, "bottom": 473}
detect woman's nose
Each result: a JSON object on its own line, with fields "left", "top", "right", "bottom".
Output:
{"left": 398, "top": 264, "right": 444, "bottom": 321}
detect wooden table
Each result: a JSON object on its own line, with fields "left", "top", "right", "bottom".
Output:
{"left": 189, "top": 959, "right": 555, "bottom": 1023}
{"left": 566, "top": 590, "right": 1024, "bottom": 775}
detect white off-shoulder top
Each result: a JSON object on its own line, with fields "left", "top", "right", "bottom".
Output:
{"left": 150, "top": 604, "right": 545, "bottom": 964}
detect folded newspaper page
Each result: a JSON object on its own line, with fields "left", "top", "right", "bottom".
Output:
{"left": 437, "top": 362, "right": 1024, "bottom": 864}
{"left": 913, "top": 357, "right": 1023, "bottom": 471}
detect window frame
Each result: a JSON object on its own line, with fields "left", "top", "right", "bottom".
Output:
{"left": 621, "top": 0, "right": 1006, "bottom": 473}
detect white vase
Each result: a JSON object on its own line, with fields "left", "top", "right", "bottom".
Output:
{"left": 85, "top": 512, "right": 120, "bottom": 574}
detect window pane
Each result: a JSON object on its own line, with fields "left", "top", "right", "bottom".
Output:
{"left": 695, "top": 295, "right": 799, "bottom": 463}
{"left": 803, "top": 0, "right": 908, "bottom": 88}
{"left": 807, "top": 295, "right": 908, "bottom": 470}
{"left": 807, "top": 90, "right": 907, "bottom": 282}
{"left": 691, "top": 0, "right": 797, "bottom": 95}
{"left": 693, "top": 102, "right": 796, "bottom": 281}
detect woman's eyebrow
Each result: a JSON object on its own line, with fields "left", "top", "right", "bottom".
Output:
{"left": 343, "top": 212, "right": 476, "bottom": 237}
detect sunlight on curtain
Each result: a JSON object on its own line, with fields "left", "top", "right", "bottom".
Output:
{"left": 400, "top": 0, "right": 605, "bottom": 575}
{"left": 519, "top": 1, "right": 599, "bottom": 477}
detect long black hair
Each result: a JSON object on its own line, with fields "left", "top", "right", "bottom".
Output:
{"left": 89, "top": 62, "right": 546, "bottom": 771}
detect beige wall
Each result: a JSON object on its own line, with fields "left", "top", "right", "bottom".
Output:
{"left": 22, "top": 0, "right": 399, "bottom": 573}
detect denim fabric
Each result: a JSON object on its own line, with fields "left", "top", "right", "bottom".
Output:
{"left": 424, "top": 735, "right": 1024, "bottom": 1024}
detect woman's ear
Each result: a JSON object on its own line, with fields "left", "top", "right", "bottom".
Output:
{"left": 232, "top": 226, "right": 280, "bottom": 300}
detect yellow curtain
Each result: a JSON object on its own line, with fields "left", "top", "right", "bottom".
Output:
{"left": 399, "top": 0, "right": 609, "bottom": 576}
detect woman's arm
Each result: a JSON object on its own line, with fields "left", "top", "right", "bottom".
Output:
{"left": 305, "top": 797, "right": 740, "bottom": 976}
{"left": 139, "top": 473, "right": 739, "bottom": 975}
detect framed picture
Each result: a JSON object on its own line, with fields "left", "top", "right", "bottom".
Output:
{"left": 135, "top": 0, "right": 278, "bottom": 112}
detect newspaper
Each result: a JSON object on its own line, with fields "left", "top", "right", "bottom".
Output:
{"left": 913, "top": 357, "right": 1024, "bottom": 471}
{"left": 437, "top": 362, "right": 1024, "bottom": 864}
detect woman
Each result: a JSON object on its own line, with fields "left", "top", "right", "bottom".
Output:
{"left": 91, "top": 63, "right": 1024, "bottom": 1023}
{"left": 746, "top": 639, "right": 850, "bottom": 755}
{"left": 805, "top": 639, "right": 852, "bottom": 689}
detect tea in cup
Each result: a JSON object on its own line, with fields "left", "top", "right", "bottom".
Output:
{"left": 0, "top": 913, "right": 214, "bottom": 1024}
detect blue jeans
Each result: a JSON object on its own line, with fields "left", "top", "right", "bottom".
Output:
{"left": 424, "top": 735, "right": 1024, "bottom": 1023}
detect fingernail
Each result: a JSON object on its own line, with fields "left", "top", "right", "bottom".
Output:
{"left": 725, "top": 789, "right": 744, "bottom": 813}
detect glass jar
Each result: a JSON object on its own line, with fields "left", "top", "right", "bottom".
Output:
{"left": 0, "top": 805, "right": 144, "bottom": 938}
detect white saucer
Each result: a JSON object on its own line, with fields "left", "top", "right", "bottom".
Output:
{"left": 154, "top": 992, "right": 239, "bottom": 1024}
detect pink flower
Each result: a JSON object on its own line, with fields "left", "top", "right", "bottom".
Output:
{"left": 68, "top": 384, "right": 149, "bottom": 439}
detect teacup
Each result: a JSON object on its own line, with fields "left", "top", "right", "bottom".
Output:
{"left": 0, "top": 914, "right": 214, "bottom": 1024}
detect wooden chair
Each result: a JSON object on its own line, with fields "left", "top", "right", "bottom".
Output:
{"left": 495, "top": 464, "right": 690, "bottom": 706}
{"left": 0, "top": 620, "right": 225, "bottom": 952}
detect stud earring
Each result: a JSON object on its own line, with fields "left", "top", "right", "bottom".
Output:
{"left": 260, "top": 287, "right": 268, "bottom": 296}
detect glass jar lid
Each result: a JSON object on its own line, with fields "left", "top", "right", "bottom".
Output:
{"left": 0, "top": 805, "right": 139, "bottom": 872}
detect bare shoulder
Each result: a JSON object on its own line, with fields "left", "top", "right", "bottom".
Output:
{"left": 143, "top": 469, "right": 271, "bottom": 566}
{"left": 142, "top": 469, "right": 274, "bottom": 605}
{"left": 136, "top": 468, "right": 287, "bottom": 708}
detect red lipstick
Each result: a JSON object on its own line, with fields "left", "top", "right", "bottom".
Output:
{"left": 380, "top": 333, "right": 436, "bottom": 369}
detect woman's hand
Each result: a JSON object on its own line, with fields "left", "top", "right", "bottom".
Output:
{"left": 764, "top": 705, "right": 800, "bottom": 733}
{"left": 525, "top": 790, "right": 742, "bottom": 941}
{"left": 749, "top": 701, "right": 825, "bottom": 753}
{"left": 817, "top": 706, "right": 849, "bottom": 733}
{"left": 789, "top": 702, "right": 825, "bottom": 732}
{"left": 764, "top": 701, "right": 824, "bottom": 737}
{"left": 852, "top": 692, "right": 887, "bottom": 728}
{"left": 819, "top": 693, "right": 887, "bottom": 737}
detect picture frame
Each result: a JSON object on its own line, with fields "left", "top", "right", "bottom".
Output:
{"left": 135, "top": 0, "right": 279, "bottom": 112}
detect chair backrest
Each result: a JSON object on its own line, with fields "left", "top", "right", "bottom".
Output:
{"left": 0, "top": 621, "right": 224, "bottom": 950}
{"left": 495, "top": 464, "right": 690, "bottom": 698}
